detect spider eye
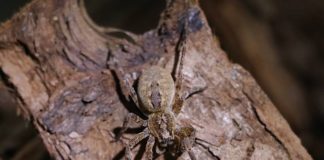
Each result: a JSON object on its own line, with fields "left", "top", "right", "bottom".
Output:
{"left": 168, "top": 140, "right": 174, "bottom": 145}
{"left": 155, "top": 145, "right": 166, "bottom": 154}
{"left": 160, "top": 138, "right": 174, "bottom": 147}
{"left": 160, "top": 141, "right": 167, "bottom": 147}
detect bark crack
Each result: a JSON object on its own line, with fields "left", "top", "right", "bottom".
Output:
{"left": 243, "top": 91, "right": 292, "bottom": 160}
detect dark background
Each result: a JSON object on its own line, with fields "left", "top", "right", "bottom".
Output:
{"left": 0, "top": 0, "right": 323, "bottom": 159}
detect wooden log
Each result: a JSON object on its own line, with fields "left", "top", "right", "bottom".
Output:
{"left": 0, "top": 0, "right": 311, "bottom": 159}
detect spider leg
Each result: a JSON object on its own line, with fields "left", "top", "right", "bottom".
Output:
{"left": 172, "top": 20, "right": 188, "bottom": 116}
{"left": 172, "top": 17, "right": 207, "bottom": 116}
{"left": 114, "top": 68, "right": 141, "bottom": 109}
{"left": 175, "top": 126, "right": 197, "bottom": 160}
{"left": 123, "top": 73, "right": 140, "bottom": 108}
{"left": 155, "top": 145, "right": 166, "bottom": 155}
{"left": 145, "top": 135, "right": 155, "bottom": 160}
{"left": 182, "top": 72, "right": 207, "bottom": 100}
{"left": 188, "top": 150, "right": 197, "bottom": 160}
{"left": 125, "top": 128, "right": 150, "bottom": 160}
{"left": 116, "top": 113, "right": 147, "bottom": 140}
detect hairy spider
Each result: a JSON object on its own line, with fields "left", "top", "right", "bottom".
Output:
{"left": 117, "top": 22, "right": 199, "bottom": 160}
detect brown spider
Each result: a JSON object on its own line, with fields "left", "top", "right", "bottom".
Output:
{"left": 117, "top": 21, "right": 200, "bottom": 160}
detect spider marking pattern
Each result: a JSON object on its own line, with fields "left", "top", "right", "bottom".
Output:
{"left": 117, "top": 20, "right": 200, "bottom": 160}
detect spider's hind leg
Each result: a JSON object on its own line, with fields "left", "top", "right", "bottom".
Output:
{"left": 172, "top": 21, "right": 188, "bottom": 116}
{"left": 172, "top": 13, "right": 207, "bottom": 116}
{"left": 123, "top": 73, "right": 141, "bottom": 108}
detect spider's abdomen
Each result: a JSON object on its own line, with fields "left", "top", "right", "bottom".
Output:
{"left": 138, "top": 66, "right": 175, "bottom": 113}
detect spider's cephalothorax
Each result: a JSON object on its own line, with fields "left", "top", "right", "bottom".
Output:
{"left": 116, "top": 19, "right": 200, "bottom": 160}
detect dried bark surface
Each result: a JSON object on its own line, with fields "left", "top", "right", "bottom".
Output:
{"left": 0, "top": 0, "right": 311, "bottom": 160}
{"left": 200, "top": 0, "right": 310, "bottom": 132}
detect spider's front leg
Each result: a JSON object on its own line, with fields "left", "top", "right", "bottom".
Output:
{"left": 173, "top": 126, "right": 197, "bottom": 160}
{"left": 145, "top": 135, "right": 155, "bottom": 160}
{"left": 125, "top": 128, "right": 150, "bottom": 160}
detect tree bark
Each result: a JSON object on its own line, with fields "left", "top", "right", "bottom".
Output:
{"left": 0, "top": 0, "right": 312, "bottom": 159}
{"left": 200, "top": 0, "right": 310, "bottom": 132}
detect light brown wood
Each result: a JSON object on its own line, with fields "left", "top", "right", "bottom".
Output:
{"left": 0, "top": 0, "right": 312, "bottom": 159}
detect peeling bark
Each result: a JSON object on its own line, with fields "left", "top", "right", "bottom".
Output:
{"left": 0, "top": 0, "right": 311, "bottom": 159}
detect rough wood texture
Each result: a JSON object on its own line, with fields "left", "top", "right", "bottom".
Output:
{"left": 200, "top": 0, "right": 310, "bottom": 132}
{"left": 0, "top": 0, "right": 311, "bottom": 159}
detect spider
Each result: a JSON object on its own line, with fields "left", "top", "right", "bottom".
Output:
{"left": 116, "top": 20, "right": 200, "bottom": 160}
